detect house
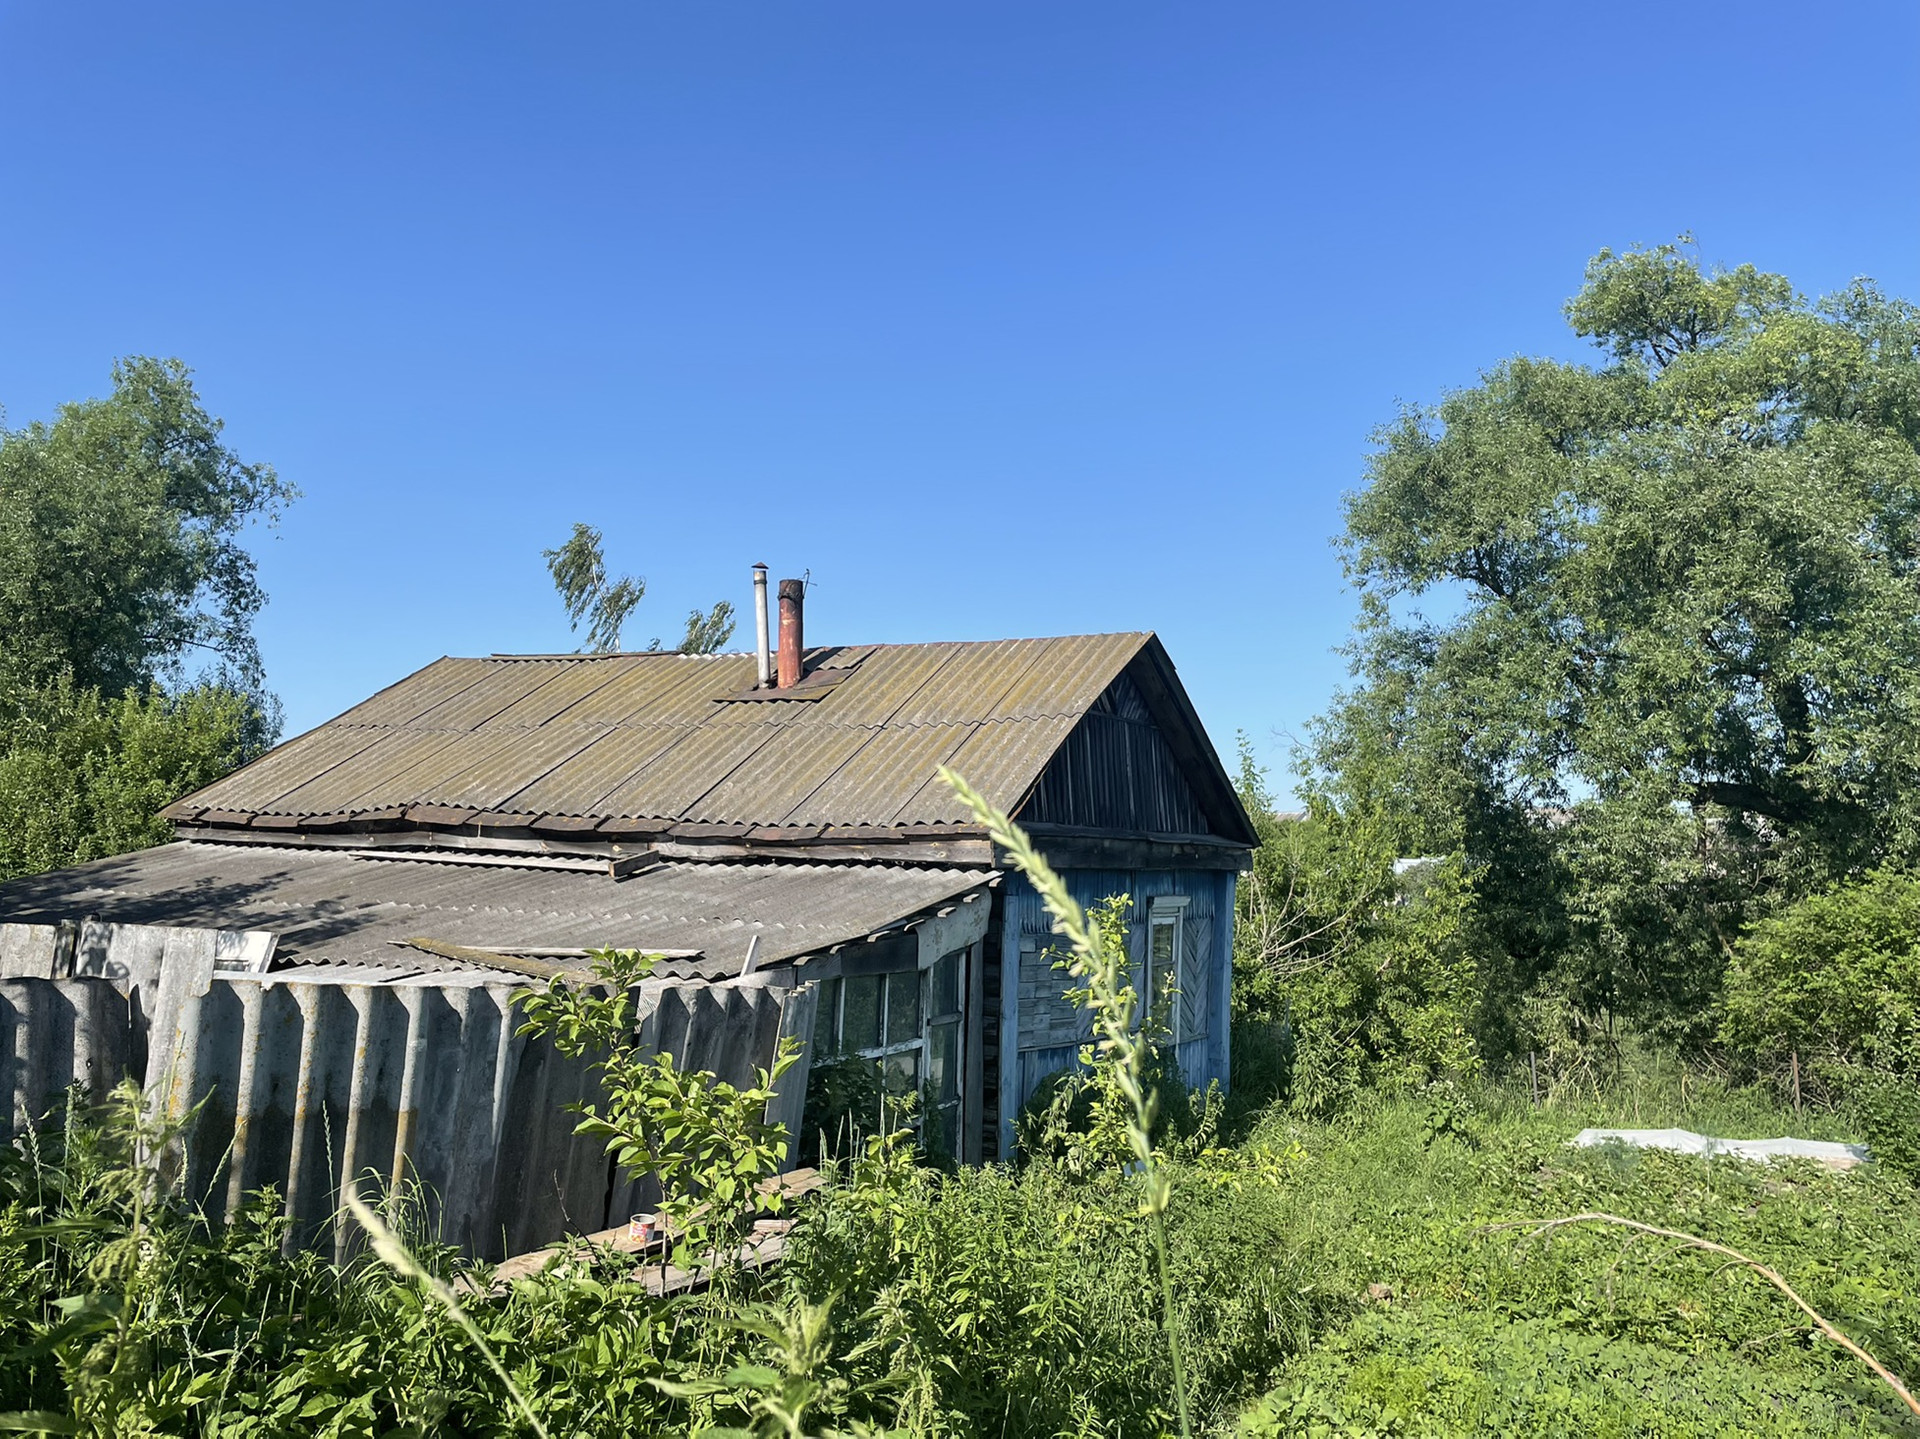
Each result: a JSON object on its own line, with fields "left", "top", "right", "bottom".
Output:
{"left": 0, "top": 580, "right": 1253, "bottom": 1247}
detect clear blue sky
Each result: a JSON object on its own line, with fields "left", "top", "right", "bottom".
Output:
{"left": 3, "top": 2, "right": 1916, "bottom": 793}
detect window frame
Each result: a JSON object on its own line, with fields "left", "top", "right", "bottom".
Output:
{"left": 809, "top": 944, "right": 972, "bottom": 1149}
{"left": 1144, "top": 895, "right": 1191, "bottom": 1042}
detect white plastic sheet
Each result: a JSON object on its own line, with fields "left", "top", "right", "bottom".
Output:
{"left": 1571, "top": 1127, "right": 1870, "bottom": 1169}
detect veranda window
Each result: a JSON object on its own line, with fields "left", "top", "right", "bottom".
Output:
{"left": 810, "top": 945, "right": 969, "bottom": 1151}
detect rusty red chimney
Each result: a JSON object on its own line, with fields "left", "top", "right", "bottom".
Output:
{"left": 777, "top": 578, "right": 804, "bottom": 688}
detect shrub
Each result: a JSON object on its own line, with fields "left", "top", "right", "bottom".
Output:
{"left": 1722, "top": 866, "right": 1920, "bottom": 1079}
{"left": 0, "top": 676, "right": 271, "bottom": 881}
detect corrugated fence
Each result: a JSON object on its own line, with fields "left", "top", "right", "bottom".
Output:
{"left": 0, "top": 921, "right": 815, "bottom": 1261}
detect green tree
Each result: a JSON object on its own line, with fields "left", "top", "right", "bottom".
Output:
{"left": 0, "top": 360, "right": 286, "bottom": 879}
{"left": 0, "top": 357, "right": 294, "bottom": 695}
{"left": 1315, "top": 241, "right": 1920, "bottom": 1051}
{"left": 1234, "top": 739, "right": 1478, "bottom": 1112}
{"left": 543, "top": 523, "right": 737, "bottom": 654}
{"left": 0, "top": 678, "right": 270, "bottom": 881}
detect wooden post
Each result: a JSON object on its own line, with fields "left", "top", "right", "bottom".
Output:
{"left": 1791, "top": 1050, "right": 1803, "bottom": 1118}
{"left": 1529, "top": 1050, "right": 1540, "bottom": 1107}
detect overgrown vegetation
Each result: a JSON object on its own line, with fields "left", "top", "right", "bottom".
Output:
{"left": 3, "top": 1055, "right": 1914, "bottom": 1435}
{"left": 4, "top": 247, "right": 1917, "bottom": 1431}
{"left": 1303, "top": 238, "right": 1920, "bottom": 1066}
{"left": 0, "top": 359, "right": 286, "bottom": 881}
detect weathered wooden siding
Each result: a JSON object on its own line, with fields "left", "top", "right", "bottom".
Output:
{"left": 1019, "top": 674, "right": 1213, "bottom": 836}
{"left": 994, "top": 866, "right": 1236, "bottom": 1155}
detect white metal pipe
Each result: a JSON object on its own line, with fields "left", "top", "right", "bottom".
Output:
{"left": 752, "top": 564, "right": 773, "bottom": 689}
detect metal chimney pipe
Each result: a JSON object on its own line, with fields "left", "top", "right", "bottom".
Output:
{"left": 777, "top": 578, "right": 804, "bottom": 688}
{"left": 752, "top": 564, "right": 773, "bottom": 688}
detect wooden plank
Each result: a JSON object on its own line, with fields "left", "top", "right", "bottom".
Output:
{"left": 472, "top": 812, "right": 545, "bottom": 832}
{"left": 668, "top": 821, "right": 757, "bottom": 839}
{"left": 404, "top": 804, "right": 478, "bottom": 826}
{"left": 481, "top": 1169, "right": 823, "bottom": 1289}
{"left": 296, "top": 812, "right": 364, "bottom": 833}
{"left": 396, "top": 937, "right": 593, "bottom": 982}
{"left": 199, "top": 809, "right": 257, "bottom": 827}
{"left": 528, "top": 814, "right": 607, "bottom": 836}
{"left": 595, "top": 816, "right": 676, "bottom": 837}
{"left": 819, "top": 825, "right": 913, "bottom": 843}
{"left": 649, "top": 838, "right": 997, "bottom": 866}
{"left": 1008, "top": 832, "right": 1248, "bottom": 873}
{"left": 170, "top": 825, "right": 627, "bottom": 859}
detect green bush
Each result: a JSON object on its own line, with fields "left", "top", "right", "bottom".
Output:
{"left": 1723, "top": 867, "right": 1920, "bottom": 1079}
{"left": 778, "top": 1144, "right": 1319, "bottom": 1436}
{"left": 0, "top": 675, "right": 270, "bottom": 881}
{"left": 1232, "top": 743, "right": 1479, "bottom": 1114}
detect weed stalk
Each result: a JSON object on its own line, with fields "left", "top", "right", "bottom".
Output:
{"left": 939, "top": 765, "right": 1194, "bottom": 1439}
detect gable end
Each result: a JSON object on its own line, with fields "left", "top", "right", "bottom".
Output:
{"left": 1017, "top": 673, "right": 1215, "bottom": 837}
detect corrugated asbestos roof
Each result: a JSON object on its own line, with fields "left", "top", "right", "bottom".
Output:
{"left": 0, "top": 842, "right": 996, "bottom": 981}
{"left": 165, "top": 635, "right": 1155, "bottom": 831}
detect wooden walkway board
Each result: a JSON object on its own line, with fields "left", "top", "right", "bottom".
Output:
{"left": 482, "top": 1167, "right": 824, "bottom": 1289}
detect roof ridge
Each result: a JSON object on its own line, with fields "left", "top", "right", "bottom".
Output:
{"left": 471, "top": 632, "right": 1151, "bottom": 662}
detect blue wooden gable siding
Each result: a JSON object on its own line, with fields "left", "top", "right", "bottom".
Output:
{"left": 995, "top": 865, "right": 1236, "bottom": 1156}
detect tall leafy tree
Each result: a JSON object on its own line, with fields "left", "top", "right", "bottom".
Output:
{"left": 0, "top": 357, "right": 294, "bottom": 695}
{"left": 543, "top": 523, "right": 736, "bottom": 654}
{"left": 545, "top": 522, "right": 647, "bottom": 653}
{"left": 0, "top": 359, "right": 288, "bottom": 878}
{"left": 1315, "top": 242, "right": 1920, "bottom": 1048}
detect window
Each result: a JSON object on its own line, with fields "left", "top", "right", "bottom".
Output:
{"left": 923, "top": 948, "right": 965, "bottom": 1151}
{"left": 810, "top": 945, "right": 969, "bottom": 1155}
{"left": 1145, "top": 896, "right": 1192, "bottom": 1042}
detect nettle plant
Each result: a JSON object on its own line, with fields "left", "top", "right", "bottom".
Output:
{"left": 517, "top": 947, "right": 800, "bottom": 1272}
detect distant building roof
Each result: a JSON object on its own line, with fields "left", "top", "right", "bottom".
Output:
{"left": 162, "top": 633, "right": 1255, "bottom": 849}
{"left": 0, "top": 841, "right": 995, "bottom": 981}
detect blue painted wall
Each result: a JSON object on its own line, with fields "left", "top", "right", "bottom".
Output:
{"left": 994, "top": 866, "right": 1237, "bottom": 1157}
